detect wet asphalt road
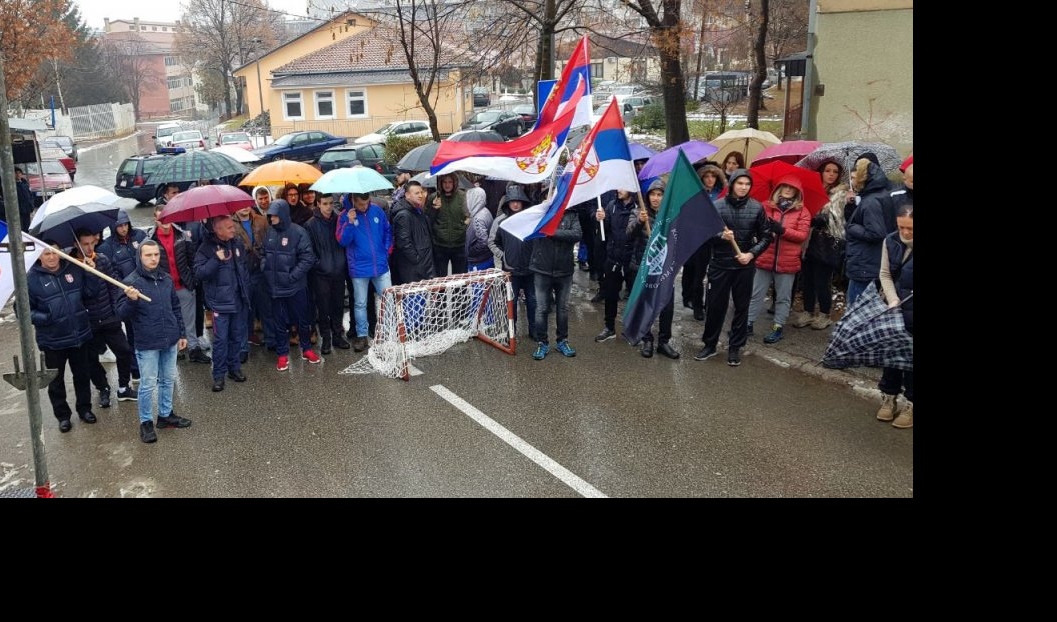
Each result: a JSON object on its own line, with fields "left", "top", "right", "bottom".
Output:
{"left": 0, "top": 255, "right": 913, "bottom": 497}
{"left": 74, "top": 130, "right": 162, "bottom": 230}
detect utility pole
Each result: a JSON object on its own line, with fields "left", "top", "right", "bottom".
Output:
{"left": 252, "top": 37, "right": 268, "bottom": 146}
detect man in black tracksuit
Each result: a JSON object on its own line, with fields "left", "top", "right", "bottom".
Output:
{"left": 305, "top": 193, "right": 350, "bottom": 354}
{"left": 694, "top": 169, "right": 772, "bottom": 366}
{"left": 593, "top": 190, "right": 637, "bottom": 344}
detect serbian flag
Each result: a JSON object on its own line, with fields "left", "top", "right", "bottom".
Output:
{"left": 500, "top": 98, "right": 639, "bottom": 241}
{"left": 535, "top": 35, "right": 594, "bottom": 130}
{"left": 430, "top": 77, "right": 586, "bottom": 183}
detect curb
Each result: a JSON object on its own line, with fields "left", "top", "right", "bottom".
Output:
{"left": 752, "top": 346, "right": 881, "bottom": 400}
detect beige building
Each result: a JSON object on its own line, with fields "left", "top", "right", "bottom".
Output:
{"left": 236, "top": 16, "right": 472, "bottom": 139}
{"left": 556, "top": 35, "right": 661, "bottom": 86}
{"left": 805, "top": 0, "right": 913, "bottom": 156}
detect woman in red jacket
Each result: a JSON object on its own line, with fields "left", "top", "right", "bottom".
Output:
{"left": 746, "top": 175, "right": 813, "bottom": 344}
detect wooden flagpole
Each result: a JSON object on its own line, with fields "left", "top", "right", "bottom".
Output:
{"left": 23, "top": 232, "right": 152, "bottom": 302}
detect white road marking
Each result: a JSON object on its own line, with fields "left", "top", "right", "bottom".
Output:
{"left": 430, "top": 385, "right": 607, "bottom": 498}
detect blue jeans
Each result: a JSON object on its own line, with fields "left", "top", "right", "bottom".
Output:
{"left": 353, "top": 272, "right": 392, "bottom": 337}
{"left": 468, "top": 257, "right": 495, "bottom": 272}
{"left": 846, "top": 279, "right": 873, "bottom": 309}
{"left": 510, "top": 272, "right": 537, "bottom": 341}
{"left": 136, "top": 343, "right": 178, "bottom": 424}
{"left": 272, "top": 288, "right": 314, "bottom": 357}
{"left": 212, "top": 302, "right": 247, "bottom": 380}
{"left": 533, "top": 273, "right": 572, "bottom": 345}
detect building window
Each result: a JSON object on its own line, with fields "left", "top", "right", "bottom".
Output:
{"left": 315, "top": 90, "right": 335, "bottom": 119}
{"left": 591, "top": 62, "right": 604, "bottom": 80}
{"left": 152, "top": 26, "right": 158, "bottom": 31}
{"left": 164, "top": 56, "right": 177, "bottom": 67}
{"left": 170, "top": 98, "right": 185, "bottom": 112}
{"left": 347, "top": 89, "right": 367, "bottom": 117}
{"left": 283, "top": 92, "right": 304, "bottom": 120}
{"left": 167, "top": 76, "right": 179, "bottom": 90}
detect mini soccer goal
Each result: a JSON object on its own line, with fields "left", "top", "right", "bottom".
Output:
{"left": 340, "top": 268, "right": 516, "bottom": 380}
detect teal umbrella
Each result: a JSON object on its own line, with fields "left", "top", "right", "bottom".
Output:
{"left": 149, "top": 150, "right": 249, "bottom": 184}
{"left": 310, "top": 166, "right": 394, "bottom": 194}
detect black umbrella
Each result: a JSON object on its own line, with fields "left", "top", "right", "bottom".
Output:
{"left": 30, "top": 203, "right": 120, "bottom": 249}
{"left": 410, "top": 172, "right": 474, "bottom": 190}
{"left": 396, "top": 131, "right": 506, "bottom": 173}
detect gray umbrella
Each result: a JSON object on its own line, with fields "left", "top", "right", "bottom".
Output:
{"left": 396, "top": 131, "right": 506, "bottom": 173}
{"left": 30, "top": 202, "right": 120, "bottom": 248}
{"left": 410, "top": 171, "right": 474, "bottom": 190}
{"left": 795, "top": 141, "right": 902, "bottom": 179}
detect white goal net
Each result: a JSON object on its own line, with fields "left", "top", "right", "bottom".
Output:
{"left": 340, "top": 268, "right": 516, "bottom": 380}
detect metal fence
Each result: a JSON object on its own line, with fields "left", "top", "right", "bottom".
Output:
{"left": 67, "top": 103, "right": 136, "bottom": 140}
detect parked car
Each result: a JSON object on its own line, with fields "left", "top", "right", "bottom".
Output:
{"left": 114, "top": 153, "right": 178, "bottom": 204}
{"left": 24, "top": 160, "right": 72, "bottom": 206}
{"left": 170, "top": 130, "right": 207, "bottom": 152}
{"left": 512, "top": 104, "right": 538, "bottom": 126}
{"left": 461, "top": 110, "right": 523, "bottom": 139}
{"left": 251, "top": 130, "right": 346, "bottom": 163}
{"left": 318, "top": 143, "right": 398, "bottom": 181}
{"left": 153, "top": 122, "right": 183, "bottom": 151}
{"left": 39, "top": 146, "right": 76, "bottom": 181}
{"left": 472, "top": 86, "right": 490, "bottom": 108}
{"left": 216, "top": 131, "right": 254, "bottom": 151}
{"left": 41, "top": 135, "right": 78, "bottom": 161}
{"left": 354, "top": 121, "right": 431, "bottom": 145}
{"left": 621, "top": 96, "right": 654, "bottom": 117}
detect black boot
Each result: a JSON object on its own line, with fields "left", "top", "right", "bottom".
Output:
{"left": 332, "top": 332, "right": 352, "bottom": 349}
{"left": 320, "top": 329, "right": 333, "bottom": 355}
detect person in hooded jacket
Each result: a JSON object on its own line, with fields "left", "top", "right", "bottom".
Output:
{"left": 298, "top": 184, "right": 317, "bottom": 225}
{"left": 148, "top": 204, "right": 211, "bottom": 365}
{"left": 746, "top": 178, "right": 813, "bottom": 345}
{"left": 792, "top": 160, "right": 847, "bottom": 330}
{"left": 279, "top": 183, "right": 312, "bottom": 227}
{"left": 694, "top": 169, "right": 772, "bottom": 366}
{"left": 194, "top": 216, "right": 251, "bottom": 391}
{"left": 72, "top": 229, "right": 136, "bottom": 408}
{"left": 427, "top": 173, "right": 469, "bottom": 276}
{"left": 305, "top": 193, "right": 350, "bottom": 354}
{"left": 337, "top": 191, "right": 392, "bottom": 352}
{"left": 28, "top": 242, "right": 106, "bottom": 432}
{"left": 627, "top": 180, "right": 680, "bottom": 359}
{"left": 844, "top": 158, "right": 894, "bottom": 307}
{"left": 466, "top": 179, "right": 495, "bottom": 271}
{"left": 883, "top": 156, "right": 913, "bottom": 231}
{"left": 391, "top": 180, "right": 435, "bottom": 284}
{"left": 682, "top": 164, "right": 727, "bottom": 319}
{"left": 488, "top": 185, "right": 536, "bottom": 341}
{"left": 529, "top": 207, "right": 582, "bottom": 360}
{"left": 263, "top": 199, "right": 320, "bottom": 371}
{"left": 592, "top": 190, "right": 638, "bottom": 344}
{"left": 235, "top": 186, "right": 272, "bottom": 353}
{"left": 118, "top": 241, "right": 192, "bottom": 444}
{"left": 98, "top": 209, "right": 147, "bottom": 380}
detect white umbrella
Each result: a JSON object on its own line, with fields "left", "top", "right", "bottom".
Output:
{"left": 710, "top": 128, "right": 782, "bottom": 167}
{"left": 30, "top": 185, "right": 122, "bottom": 230}
{"left": 212, "top": 145, "right": 261, "bottom": 163}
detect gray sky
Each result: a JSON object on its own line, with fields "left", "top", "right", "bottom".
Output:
{"left": 75, "top": 0, "right": 317, "bottom": 30}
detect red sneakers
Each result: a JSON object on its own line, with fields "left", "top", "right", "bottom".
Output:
{"left": 276, "top": 355, "right": 289, "bottom": 371}
{"left": 302, "top": 349, "right": 322, "bottom": 364}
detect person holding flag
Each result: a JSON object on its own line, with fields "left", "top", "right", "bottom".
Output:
{"left": 593, "top": 190, "right": 638, "bottom": 343}
{"left": 627, "top": 180, "right": 679, "bottom": 358}
{"left": 693, "top": 169, "right": 773, "bottom": 366}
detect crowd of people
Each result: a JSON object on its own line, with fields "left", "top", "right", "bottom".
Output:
{"left": 24, "top": 147, "right": 913, "bottom": 444}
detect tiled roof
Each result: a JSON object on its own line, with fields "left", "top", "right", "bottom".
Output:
{"left": 273, "top": 26, "right": 467, "bottom": 75}
{"left": 270, "top": 69, "right": 450, "bottom": 88}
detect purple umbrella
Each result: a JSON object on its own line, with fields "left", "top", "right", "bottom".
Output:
{"left": 637, "top": 141, "right": 719, "bottom": 180}
{"left": 629, "top": 142, "right": 658, "bottom": 162}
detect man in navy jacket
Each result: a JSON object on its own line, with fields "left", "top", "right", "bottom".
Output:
{"left": 194, "top": 216, "right": 251, "bottom": 392}
{"left": 263, "top": 199, "right": 319, "bottom": 371}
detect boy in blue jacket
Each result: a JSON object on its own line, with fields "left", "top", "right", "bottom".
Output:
{"left": 337, "top": 192, "right": 393, "bottom": 352}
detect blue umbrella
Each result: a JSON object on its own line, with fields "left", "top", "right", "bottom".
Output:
{"left": 637, "top": 141, "right": 720, "bottom": 180}
{"left": 310, "top": 166, "right": 394, "bottom": 194}
{"left": 629, "top": 142, "right": 657, "bottom": 162}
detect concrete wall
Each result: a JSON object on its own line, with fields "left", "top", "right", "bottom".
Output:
{"left": 234, "top": 14, "right": 375, "bottom": 119}
{"left": 808, "top": 3, "right": 913, "bottom": 156}
{"left": 269, "top": 77, "right": 469, "bottom": 139}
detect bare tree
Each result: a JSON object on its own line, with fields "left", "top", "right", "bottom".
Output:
{"left": 746, "top": 0, "right": 768, "bottom": 128}
{"left": 619, "top": 1, "right": 689, "bottom": 146}
{"left": 766, "top": 0, "right": 807, "bottom": 90}
{"left": 101, "top": 34, "right": 164, "bottom": 118}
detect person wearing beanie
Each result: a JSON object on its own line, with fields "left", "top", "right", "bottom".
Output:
{"left": 693, "top": 169, "right": 772, "bottom": 366}
{"left": 627, "top": 179, "right": 679, "bottom": 359}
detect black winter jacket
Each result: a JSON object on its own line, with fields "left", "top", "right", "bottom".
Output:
{"left": 304, "top": 208, "right": 348, "bottom": 280}
{"left": 263, "top": 199, "right": 317, "bottom": 298}
{"left": 529, "top": 210, "right": 582, "bottom": 277}
{"left": 603, "top": 195, "right": 637, "bottom": 267}
{"left": 194, "top": 230, "right": 251, "bottom": 314}
{"left": 99, "top": 212, "right": 147, "bottom": 278}
{"left": 78, "top": 252, "right": 123, "bottom": 329}
{"left": 148, "top": 224, "right": 198, "bottom": 290}
{"left": 845, "top": 162, "right": 893, "bottom": 281}
{"left": 118, "top": 263, "right": 185, "bottom": 350}
{"left": 391, "top": 197, "right": 436, "bottom": 284}
{"left": 27, "top": 260, "right": 102, "bottom": 350}
{"left": 706, "top": 170, "right": 772, "bottom": 271}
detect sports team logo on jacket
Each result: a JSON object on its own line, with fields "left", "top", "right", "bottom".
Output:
{"left": 65, "top": 274, "right": 74, "bottom": 283}
{"left": 281, "top": 237, "right": 288, "bottom": 246}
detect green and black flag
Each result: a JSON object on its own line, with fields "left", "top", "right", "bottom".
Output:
{"left": 622, "top": 150, "right": 726, "bottom": 345}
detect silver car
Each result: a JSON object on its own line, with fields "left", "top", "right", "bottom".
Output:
{"left": 170, "top": 130, "right": 207, "bottom": 151}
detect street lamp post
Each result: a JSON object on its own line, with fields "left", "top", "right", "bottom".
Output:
{"left": 252, "top": 37, "right": 267, "bottom": 146}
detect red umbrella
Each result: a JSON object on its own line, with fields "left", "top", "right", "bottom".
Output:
{"left": 158, "top": 185, "right": 255, "bottom": 224}
{"left": 752, "top": 140, "right": 823, "bottom": 166}
{"left": 748, "top": 160, "right": 828, "bottom": 215}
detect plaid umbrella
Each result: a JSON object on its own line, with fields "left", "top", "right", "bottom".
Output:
{"left": 796, "top": 141, "right": 902, "bottom": 180}
{"left": 149, "top": 150, "right": 249, "bottom": 184}
{"left": 823, "top": 282, "right": 913, "bottom": 371}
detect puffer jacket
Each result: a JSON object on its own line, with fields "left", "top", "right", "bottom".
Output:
{"left": 602, "top": 194, "right": 637, "bottom": 267}
{"left": 391, "top": 196, "right": 435, "bottom": 283}
{"left": 193, "top": 228, "right": 251, "bottom": 314}
{"left": 488, "top": 186, "right": 535, "bottom": 276}
{"left": 465, "top": 186, "right": 494, "bottom": 265}
{"left": 754, "top": 181, "right": 812, "bottom": 274}
{"left": 27, "top": 260, "right": 102, "bottom": 350}
{"left": 262, "top": 199, "right": 317, "bottom": 298}
{"left": 529, "top": 210, "right": 582, "bottom": 278}
{"left": 708, "top": 169, "right": 772, "bottom": 271}
{"left": 305, "top": 207, "right": 348, "bottom": 280}
{"left": 427, "top": 174, "right": 469, "bottom": 248}
{"left": 98, "top": 210, "right": 147, "bottom": 278}
{"left": 147, "top": 224, "right": 197, "bottom": 290}
{"left": 845, "top": 161, "right": 894, "bottom": 281}
{"left": 884, "top": 183, "right": 913, "bottom": 232}
{"left": 336, "top": 197, "right": 392, "bottom": 279}
{"left": 806, "top": 185, "right": 848, "bottom": 268}
{"left": 627, "top": 204, "right": 657, "bottom": 270}
{"left": 78, "top": 251, "right": 123, "bottom": 329}
{"left": 118, "top": 261, "right": 185, "bottom": 351}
